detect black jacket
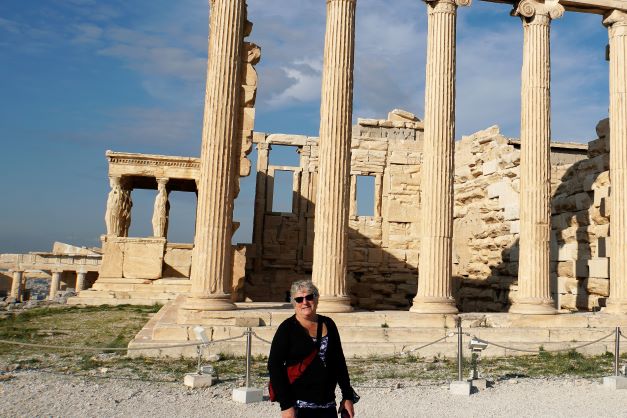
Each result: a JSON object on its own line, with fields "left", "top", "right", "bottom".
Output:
{"left": 268, "top": 314, "right": 354, "bottom": 411}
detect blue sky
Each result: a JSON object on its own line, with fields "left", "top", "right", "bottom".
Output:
{"left": 0, "top": 0, "right": 610, "bottom": 253}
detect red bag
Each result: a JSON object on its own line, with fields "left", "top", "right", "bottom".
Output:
{"left": 269, "top": 319, "right": 323, "bottom": 402}
{"left": 269, "top": 347, "right": 318, "bottom": 401}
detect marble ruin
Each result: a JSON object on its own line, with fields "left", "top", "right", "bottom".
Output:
{"left": 3, "top": 0, "right": 627, "bottom": 355}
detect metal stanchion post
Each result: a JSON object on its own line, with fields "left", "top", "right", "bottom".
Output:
{"left": 197, "top": 344, "right": 203, "bottom": 375}
{"left": 449, "top": 317, "right": 471, "bottom": 395}
{"left": 232, "top": 327, "right": 263, "bottom": 403}
{"left": 615, "top": 326, "right": 620, "bottom": 377}
{"left": 245, "top": 327, "right": 252, "bottom": 387}
{"left": 457, "top": 318, "right": 463, "bottom": 381}
{"left": 604, "top": 325, "right": 627, "bottom": 389}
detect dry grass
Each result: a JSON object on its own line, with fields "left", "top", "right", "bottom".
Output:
{"left": 0, "top": 305, "right": 624, "bottom": 386}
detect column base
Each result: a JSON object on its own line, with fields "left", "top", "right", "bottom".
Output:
{"left": 603, "top": 298, "right": 627, "bottom": 315}
{"left": 316, "top": 295, "right": 353, "bottom": 313}
{"left": 509, "top": 298, "right": 556, "bottom": 315}
{"left": 180, "top": 294, "right": 237, "bottom": 311}
{"left": 410, "top": 296, "right": 458, "bottom": 314}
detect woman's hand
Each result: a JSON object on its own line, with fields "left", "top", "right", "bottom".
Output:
{"left": 339, "top": 399, "right": 355, "bottom": 418}
{"left": 281, "top": 407, "right": 296, "bottom": 418}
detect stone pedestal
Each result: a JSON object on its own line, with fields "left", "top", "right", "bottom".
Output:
{"left": 604, "top": 10, "right": 627, "bottom": 314}
{"left": 312, "top": 0, "right": 356, "bottom": 313}
{"left": 411, "top": 0, "right": 468, "bottom": 314}
{"left": 509, "top": 0, "right": 563, "bottom": 315}
{"left": 449, "top": 380, "right": 471, "bottom": 396}
{"left": 182, "top": 0, "right": 246, "bottom": 312}
{"left": 184, "top": 373, "right": 213, "bottom": 388}
{"left": 49, "top": 271, "right": 62, "bottom": 300}
{"left": 232, "top": 387, "right": 263, "bottom": 403}
{"left": 603, "top": 375, "right": 627, "bottom": 390}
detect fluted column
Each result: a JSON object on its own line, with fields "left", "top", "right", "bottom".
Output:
{"left": 183, "top": 0, "right": 245, "bottom": 311}
{"left": 76, "top": 271, "right": 87, "bottom": 292}
{"left": 509, "top": 0, "right": 563, "bottom": 315}
{"left": 312, "top": 0, "right": 357, "bottom": 313}
{"left": 410, "top": 0, "right": 469, "bottom": 314}
{"left": 152, "top": 177, "right": 170, "bottom": 238}
{"left": 10, "top": 270, "right": 24, "bottom": 301}
{"left": 49, "top": 270, "right": 62, "bottom": 300}
{"left": 604, "top": 10, "right": 627, "bottom": 314}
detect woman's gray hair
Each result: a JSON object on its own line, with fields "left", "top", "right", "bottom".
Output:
{"left": 290, "top": 280, "right": 319, "bottom": 302}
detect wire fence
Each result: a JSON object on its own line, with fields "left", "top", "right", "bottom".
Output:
{"left": 1, "top": 324, "right": 625, "bottom": 385}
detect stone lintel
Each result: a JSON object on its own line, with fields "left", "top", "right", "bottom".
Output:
{"left": 106, "top": 151, "right": 200, "bottom": 189}
{"left": 480, "top": 0, "right": 627, "bottom": 15}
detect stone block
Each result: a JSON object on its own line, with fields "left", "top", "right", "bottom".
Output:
{"left": 503, "top": 204, "right": 519, "bottom": 221}
{"left": 123, "top": 239, "right": 165, "bottom": 279}
{"left": 184, "top": 373, "right": 213, "bottom": 388}
{"left": 449, "top": 380, "right": 472, "bottom": 396}
{"left": 557, "top": 243, "right": 578, "bottom": 262}
{"left": 163, "top": 247, "right": 192, "bottom": 278}
{"left": 100, "top": 240, "right": 124, "bottom": 278}
{"left": 557, "top": 276, "right": 578, "bottom": 294}
{"left": 588, "top": 258, "right": 609, "bottom": 278}
{"left": 232, "top": 387, "right": 264, "bottom": 403}
{"left": 482, "top": 160, "right": 499, "bottom": 175}
{"left": 585, "top": 277, "right": 609, "bottom": 296}
{"left": 386, "top": 199, "right": 419, "bottom": 223}
{"left": 242, "top": 107, "right": 255, "bottom": 131}
{"left": 603, "top": 376, "right": 627, "bottom": 390}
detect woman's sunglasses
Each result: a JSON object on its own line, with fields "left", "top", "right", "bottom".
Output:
{"left": 294, "top": 294, "right": 316, "bottom": 303}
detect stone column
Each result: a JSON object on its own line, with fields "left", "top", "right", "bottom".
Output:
{"left": 604, "top": 10, "right": 627, "bottom": 314}
{"left": 76, "top": 271, "right": 87, "bottom": 292}
{"left": 10, "top": 270, "right": 23, "bottom": 301}
{"left": 509, "top": 0, "right": 563, "bottom": 315}
{"left": 49, "top": 270, "right": 62, "bottom": 300}
{"left": 311, "top": 0, "right": 357, "bottom": 313}
{"left": 183, "top": 0, "right": 246, "bottom": 312}
{"left": 152, "top": 177, "right": 170, "bottom": 238}
{"left": 410, "top": 0, "right": 469, "bottom": 314}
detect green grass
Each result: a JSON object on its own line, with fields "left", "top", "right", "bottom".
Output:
{"left": 0, "top": 305, "right": 624, "bottom": 386}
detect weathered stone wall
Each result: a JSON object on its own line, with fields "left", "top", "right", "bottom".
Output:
{"left": 247, "top": 110, "right": 425, "bottom": 308}
{"left": 246, "top": 114, "right": 598, "bottom": 311}
{"left": 452, "top": 126, "right": 522, "bottom": 312}
{"left": 452, "top": 125, "right": 592, "bottom": 312}
{"left": 552, "top": 119, "right": 610, "bottom": 311}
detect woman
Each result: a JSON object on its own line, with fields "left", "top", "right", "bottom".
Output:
{"left": 268, "top": 280, "right": 357, "bottom": 418}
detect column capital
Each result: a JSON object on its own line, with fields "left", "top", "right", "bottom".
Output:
{"left": 513, "top": 0, "right": 564, "bottom": 20}
{"left": 256, "top": 142, "right": 270, "bottom": 151}
{"left": 425, "top": 0, "right": 471, "bottom": 7}
{"left": 603, "top": 9, "right": 627, "bottom": 28}
{"left": 156, "top": 177, "right": 169, "bottom": 186}
{"left": 108, "top": 175, "right": 121, "bottom": 188}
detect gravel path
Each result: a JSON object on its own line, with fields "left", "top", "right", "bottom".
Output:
{"left": 2, "top": 370, "right": 626, "bottom": 417}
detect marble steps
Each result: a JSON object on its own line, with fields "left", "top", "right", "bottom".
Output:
{"left": 127, "top": 299, "right": 627, "bottom": 358}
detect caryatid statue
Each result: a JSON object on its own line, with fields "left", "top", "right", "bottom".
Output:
{"left": 152, "top": 178, "right": 170, "bottom": 238}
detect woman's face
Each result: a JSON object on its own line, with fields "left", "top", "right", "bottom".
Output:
{"left": 293, "top": 289, "right": 318, "bottom": 318}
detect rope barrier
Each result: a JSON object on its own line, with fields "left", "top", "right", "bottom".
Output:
{"left": 475, "top": 330, "right": 616, "bottom": 354}
{"left": 251, "top": 331, "right": 272, "bottom": 345}
{"left": 0, "top": 333, "right": 247, "bottom": 352}
{"left": 400, "top": 335, "right": 450, "bottom": 355}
